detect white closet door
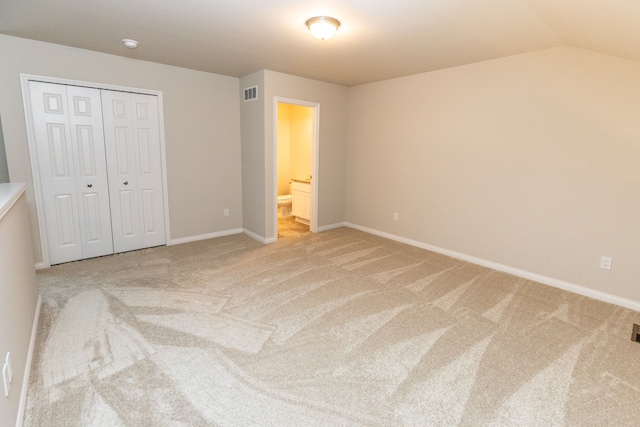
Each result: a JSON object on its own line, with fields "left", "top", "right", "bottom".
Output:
{"left": 29, "top": 81, "right": 113, "bottom": 264}
{"left": 66, "top": 86, "right": 114, "bottom": 259}
{"left": 101, "top": 91, "right": 166, "bottom": 253}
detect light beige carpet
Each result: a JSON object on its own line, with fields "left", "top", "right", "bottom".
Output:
{"left": 24, "top": 227, "right": 640, "bottom": 426}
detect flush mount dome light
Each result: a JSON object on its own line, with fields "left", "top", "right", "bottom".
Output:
{"left": 306, "top": 16, "right": 340, "bottom": 40}
{"left": 122, "top": 39, "right": 139, "bottom": 49}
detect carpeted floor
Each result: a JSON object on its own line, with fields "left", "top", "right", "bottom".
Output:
{"left": 24, "top": 226, "right": 640, "bottom": 426}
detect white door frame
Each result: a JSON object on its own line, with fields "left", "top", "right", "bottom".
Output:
{"left": 21, "top": 73, "right": 172, "bottom": 268}
{"left": 273, "top": 97, "right": 320, "bottom": 238}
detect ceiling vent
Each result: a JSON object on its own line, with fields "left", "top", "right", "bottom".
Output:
{"left": 243, "top": 85, "right": 258, "bottom": 102}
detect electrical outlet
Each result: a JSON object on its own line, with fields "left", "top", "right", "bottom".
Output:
{"left": 600, "top": 256, "right": 612, "bottom": 270}
{"left": 393, "top": 212, "right": 399, "bottom": 221}
{"left": 224, "top": 209, "right": 229, "bottom": 217}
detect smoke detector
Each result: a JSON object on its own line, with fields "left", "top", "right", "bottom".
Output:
{"left": 122, "top": 39, "right": 139, "bottom": 49}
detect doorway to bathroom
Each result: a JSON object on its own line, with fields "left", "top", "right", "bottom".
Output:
{"left": 274, "top": 98, "right": 318, "bottom": 239}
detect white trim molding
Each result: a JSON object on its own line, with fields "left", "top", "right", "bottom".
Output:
{"left": 243, "top": 228, "right": 277, "bottom": 244}
{"left": 317, "top": 222, "right": 347, "bottom": 232}
{"left": 345, "top": 222, "right": 640, "bottom": 312}
{"left": 16, "top": 295, "right": 41, "bottom": 427}
{"left": 169, "top": 228, "right": 243, "bottom": 246}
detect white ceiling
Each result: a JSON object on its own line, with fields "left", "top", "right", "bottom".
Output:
{"left": 1, "top": 0, "right": 639, "bottom": 86}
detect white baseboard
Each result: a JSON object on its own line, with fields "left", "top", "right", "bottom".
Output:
{"left": 317, "top": 222, "right": 347, "bottom": 232}
{"left": 172, "top": 223, "right": 349, "bottom": 246}
{"left": 34, "top": 262, "right": 46, "bottom": 271}
{"left": 243, "top": 228, "right": 276, "bottom": 244}
{"left": 169, "top": 228, "right": 243, "bottom": 246}
{"left": 16, "top": 294, "right": 41, "bottom": 427}
{"left": 345, "top": 222, "right": 640, "bottom": 312}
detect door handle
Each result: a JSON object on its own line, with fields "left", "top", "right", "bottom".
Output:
{"left": 87, "top": 183, "right": 93, "bottom": 188}
{"left": 123, "top": 181, "right": 128, "bottom": 185}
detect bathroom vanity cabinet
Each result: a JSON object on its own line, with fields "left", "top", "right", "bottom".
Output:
{"left": 291, "top": 180, "right": 311, "bottom": 224}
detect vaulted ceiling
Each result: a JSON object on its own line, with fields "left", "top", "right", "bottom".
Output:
{"left": 1, "top": 0, "right": 639, "bottom": 86}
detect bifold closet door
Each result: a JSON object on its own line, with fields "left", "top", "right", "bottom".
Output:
{"left": 29, "top": 81, "right": 114, "bottom": 264}
{"left": 101, "top": 91, "right": 166, "bottom": 253}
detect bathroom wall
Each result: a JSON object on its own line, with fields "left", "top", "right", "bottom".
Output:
{"left": 277, "top": 104, "right": 291, "bottom": 196}
{"left": 289, "top": 105, "right": 312, "bottom": 181}
{"left": 277, "top": 103, "right": 313, "bottom": 196}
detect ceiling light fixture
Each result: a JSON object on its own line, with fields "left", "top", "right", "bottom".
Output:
{"left": 122, "top": 39, "right": 139, "bottom": 49}
{"left": 306, "top": 16, "right": 340, "bottom": 40}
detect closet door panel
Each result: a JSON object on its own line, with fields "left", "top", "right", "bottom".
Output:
{"left": 66, "top": 85, "right": 113, "bottom": 259}
{"left": 81, "top": 193, "right": 104, "bottom": 242}
{"left": 102, "top": 91, "right": 140, "bottom": 253}
{"left": 53, "top": 194, "right": 78, "bottom": 247}
{"left": 102, "top": 90, "right": 165, "bottom": 253}
{"left": 119, "top": 189, "right": 137, "bottom": 236}
{"left": 29, "top": 81, "right": 82, "bottom": 264}
{"left": 132, "top": 94, "right": 165, "bottom": 247}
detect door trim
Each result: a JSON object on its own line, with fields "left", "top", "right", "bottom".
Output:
{"left": 273, "top": 97, "right": 320, "bottom": 239}
{"left": 20, "top": 74, "right": 172, "bottom": 268}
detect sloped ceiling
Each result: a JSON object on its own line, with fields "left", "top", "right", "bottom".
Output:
{"left": 1, "top": 0, "right": 639, "bottom": 86}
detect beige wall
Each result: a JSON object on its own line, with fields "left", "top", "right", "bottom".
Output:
{"left": 264, "top": 70, "right": 349, "bottom": 239}
{"left": 0, "top": 188, "right": 39, "bottom": 427}
{"left": 346, "top": 46, "right": 640, "bottom": 303}
{"left": 240, "top": 71, "right": 267, "bottom": 237}
{"left": 0, "top": 34, "right": 242, "bottom": 263}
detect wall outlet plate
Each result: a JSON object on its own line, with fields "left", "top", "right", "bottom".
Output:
{"left": 600, "top": 256, "right": 612, "bottom": 270}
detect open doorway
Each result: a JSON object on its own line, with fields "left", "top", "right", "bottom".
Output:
{"left": 274, "top": 98, "right": 319, "bottom": 239}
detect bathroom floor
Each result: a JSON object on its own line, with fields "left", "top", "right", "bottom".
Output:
{"left": 278, "top": 217, "right": 310, "bottom": 239}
